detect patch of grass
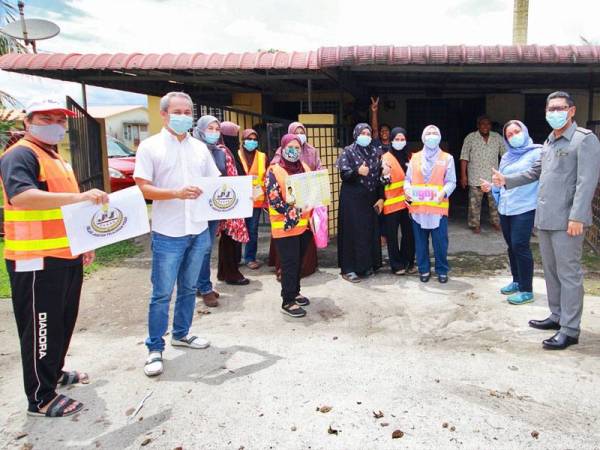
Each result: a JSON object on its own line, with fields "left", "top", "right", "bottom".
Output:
{"left": 83, "top": 239, "right": 144, "bottom": 275}
{"left": 0, "top": 239, "right": 143, "bottom": 298}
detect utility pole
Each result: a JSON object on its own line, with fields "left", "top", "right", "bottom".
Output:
{"left": 512, "top": 0, "right": 529, "bottom": 45}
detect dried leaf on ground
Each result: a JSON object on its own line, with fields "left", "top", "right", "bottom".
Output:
{"left": 327, "top": 425, "right": 340, "bottom": 435}
{"left": 318, "top": 405, "right": 333, "bottom": 413}
{"left": 380, "top": 422, "right": 389, "bottom": 427}
{"left": 531, "top": 431, "right": 539, "bottom": 439}
{"left": 125, "top": 408, "right": 135, "bottom": 416}
{"left": 392, "top": 430, "right": 404, "bottom": 439}
{"left": 141, "top": 438, "right": 152, "bottom": 446}
{"left": 373, "top": 410, "right": 384, "bottom": 419}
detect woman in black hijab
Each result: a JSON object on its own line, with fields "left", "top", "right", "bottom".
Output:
{"left": 336, "top": 123, "right": 385, "bottom": 282}
{"left": 381, "top": 127, "right": 416, "bottom": 275}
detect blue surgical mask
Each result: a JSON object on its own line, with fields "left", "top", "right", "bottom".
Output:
{"left": 546, "top": 110, "right": 569, "bottom": 130}
{"left": 168, "top": 114, "right": 193, "bottom": 135}
{"left": 283, "top": 146, "right": 300, "bottom": 162}
{"left": 29, "top": 123, "right": 66, "bottom": 145}
{"left": 392, "top": 140, "right": 406, "bottom": 151}
{"left": 204, "top": 131, "right": 221, "bottom": 144}
{"left": 244, "top": 140, "right": 258, "bottom": 151}
{"left": 296, "top": 134, "right": 307, "bottom": 145}
{"left": 508, "top": 132, "right": 526, "bottom": 148}
{"left": 424, "top": 135, "right": 441, "bottom": 149}
{"left": 356, "top": 135, "right": 372, "bottom": 147}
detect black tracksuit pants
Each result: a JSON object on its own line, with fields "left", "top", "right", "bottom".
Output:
{"left": 274, "top": 230, "right": 312, "bottom": 307}
{"left": 8, "top": 262, "right": 83, "bottom": 411}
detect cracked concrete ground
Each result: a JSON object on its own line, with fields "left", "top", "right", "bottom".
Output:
{"left": 1, "top": 222, "right": 600, "bottom": 449}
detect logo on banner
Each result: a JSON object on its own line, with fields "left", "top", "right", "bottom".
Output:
{"left": 87, "top": 204, "right": 127, "bottom": 237}
{"left": 209, "top": 183, "right": 239, "bottom": 212}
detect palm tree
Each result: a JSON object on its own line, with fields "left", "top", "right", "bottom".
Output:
{"left": 1, "top": 0, "right": 28, "bottom": 107}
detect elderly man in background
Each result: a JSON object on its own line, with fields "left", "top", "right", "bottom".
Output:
{"left": 460, "top": 115, "right": 505, "bottom": 234}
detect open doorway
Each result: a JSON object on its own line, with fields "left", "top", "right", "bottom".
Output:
{"left": 406, "top": 97, "right": 486, "bottom": 216}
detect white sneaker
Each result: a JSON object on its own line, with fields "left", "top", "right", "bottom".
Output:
{"left": 171, "top": 335, "right": 210, "bottom": 349}
{"left": 144, "top": 351, "right": 163, "bottom": 377}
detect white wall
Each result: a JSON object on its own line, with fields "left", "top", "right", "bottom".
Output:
{"left": 104, "top": 108, "right": 149, "bottom": 143}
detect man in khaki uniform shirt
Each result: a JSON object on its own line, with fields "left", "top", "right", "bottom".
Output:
{"left": 493, "top": 91, "right": 600, "bottom": 350}
{"left": 460, "top": 115, "right": 505, "bottom": 233}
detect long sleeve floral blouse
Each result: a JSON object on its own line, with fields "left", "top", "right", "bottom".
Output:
{"left": 265, "top": 170, "right": 302, "bottom": 231}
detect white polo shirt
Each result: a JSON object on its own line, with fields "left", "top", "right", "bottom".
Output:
{"left": 134, "top": 128, "right": 220, "bottom": 237}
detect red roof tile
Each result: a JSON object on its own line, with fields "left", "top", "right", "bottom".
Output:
{"left": 1, "top": 45, "right": 599, "bottom": 72}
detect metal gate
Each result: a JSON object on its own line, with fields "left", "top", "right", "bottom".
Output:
{"left": 195, "top": 103, "right": 291, "bottom": 160}
{"left": 66, "top": 96, "right": 105, "bottom": 191}
{"left": 194, "top": 103, "right": 351, "bottom": 236}
{"left": 304, "top": 124, "right": 351, "bottom": 236}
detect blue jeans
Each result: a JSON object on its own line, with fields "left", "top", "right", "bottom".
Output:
{"left": 412, "top": 216, "right": 449, "bottom": 275}
{"left": 499, "top": 210, "right": 535, "bottom": 292}
{"left": 244, "top": 208, "right": 262, "bottom": 263}
{"left": 146, "top": 230, "right": 211, "bottom": 352}
{"left": 196, "top": 220, "right": 219, "bottom": 295}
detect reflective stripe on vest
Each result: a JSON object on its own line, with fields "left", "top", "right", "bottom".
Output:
{"left": 408, "top": 150, "right": 450, "bottom": 216}
{"left": 267, "top": 163, "right": 311, "bottom": 238}
{"left": 238, "top": 150, "right": 266, "bottom": 208}
{"left": 1, "top": 138, "right": 80, "bottom": 260}
{"left": 382, "top": 152, "right": 407, "bottom": 215}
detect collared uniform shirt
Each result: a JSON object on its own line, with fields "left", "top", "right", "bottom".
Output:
{"left": 460, "top": 131, "right": 505, "bottom": 186}
{"left": 134, "top": 128, "right": 220, "bottom": 237}
{"left": 505, "top": 122, "right": 600, "bottom": 230}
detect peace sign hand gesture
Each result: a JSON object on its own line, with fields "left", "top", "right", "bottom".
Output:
{"left": 370, "top": 96, "right": 379, "bottom": 112}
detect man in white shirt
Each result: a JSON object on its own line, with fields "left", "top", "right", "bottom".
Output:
{"left": 134, "top": 91, "right": 220, "bottom": 377}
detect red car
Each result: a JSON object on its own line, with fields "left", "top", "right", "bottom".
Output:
{"left": 108, "top": 136, "right": 136, "bottom": 192}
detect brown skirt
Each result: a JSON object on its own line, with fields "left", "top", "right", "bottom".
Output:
{"left": 268, "top": 234, "right": 318, "bottom": 279}
{"left": 217, "top": 233, "right": 245, "bottom": 282}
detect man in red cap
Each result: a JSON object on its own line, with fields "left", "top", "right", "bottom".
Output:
{"left": 0, "top": 97, "right": 108, "bottom": 417}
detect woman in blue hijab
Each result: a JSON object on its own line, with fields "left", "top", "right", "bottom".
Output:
{"left": 482, "top": 120, "right": 542, "bottom": 305}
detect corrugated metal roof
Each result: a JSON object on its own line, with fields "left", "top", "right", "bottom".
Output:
{"left": 1, "top": 45, "right": 599, "bottom": 72}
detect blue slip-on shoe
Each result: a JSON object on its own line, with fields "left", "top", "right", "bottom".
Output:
{"left": 507, "top": 292, "right": 534, "bottom": 305}
{"left": 500, "top": 282, "right": 519, "bottom": 295}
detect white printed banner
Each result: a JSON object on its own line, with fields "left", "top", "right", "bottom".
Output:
{"left": 61, "top": 186, "right": 150, "bottom": 254}
{"left": 191, "top": 176, "right": 253, "bottom": 221}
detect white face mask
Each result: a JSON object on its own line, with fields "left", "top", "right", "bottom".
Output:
{"left": 392, "top": 141, "right": 406, "bottom": 151}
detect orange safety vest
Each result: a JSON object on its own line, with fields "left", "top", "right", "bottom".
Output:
{"left": 238, "top": 149, "right": 266, "bottom": 208}
{"left": 266, "top": 163, "right": 312, "bottom": 239}
{"left": 382, "top": 152, "right": 407, "bottom": 215}
{"left": 1, "top": 139, "right": 80, "bottom": 261}
{"left": 409, "top": 150, "right": 451, "bottom": 216}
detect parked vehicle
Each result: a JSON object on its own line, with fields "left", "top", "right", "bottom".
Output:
{"left": 107, "top": 135, "right": 136, "bottom": 192}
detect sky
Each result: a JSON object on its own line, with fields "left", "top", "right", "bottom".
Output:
{"left": 1, "top": 0, "right": 600, "bottom": 108}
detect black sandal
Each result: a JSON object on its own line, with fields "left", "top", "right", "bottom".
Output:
{"left": 420, "top": 272, "right": 431, "bottom": 283}
{"left": 295, "top": 295, "right": 310, "bottom": 306}
{"left": 58, "top": 370, "right": 89, "bottom": 386}
{"left": 281, "top": 304, "right": 306, "bottom": 318}
{"left": 27, "top": 394, "right": 84, "bottom": 418}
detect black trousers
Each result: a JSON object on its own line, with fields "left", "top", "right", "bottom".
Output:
{"left": 9, "top": 263, "right": 83, "bottom": 411}
{"left": 274, "top": 230, "right": 312, "bottom": 307}
{"left": 383, "top": 209, "right": 415, "bottom": 272}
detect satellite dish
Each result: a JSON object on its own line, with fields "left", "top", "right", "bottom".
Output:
{"left": 0, "top": 19, "right": 60, "bottom": 41}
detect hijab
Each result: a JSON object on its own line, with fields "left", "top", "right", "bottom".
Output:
{"left": 420, "top": 125, "right": 442, "bottom": 180}
{"left": 269, "top": 121, "right": 321, "bottom": 170}
{"left": 500, "top": 120, "right": 542, "bottom": 171}
{"left": 240, "top": 128, "right": 259, "bottom": 170}
{"left": 278, "top": 134, "right": 305, "bottom": 175}
{"left": 389, "top": 126, "right": 409, "bottom": 171}
{"left": 336, "top": 123, "right": 381, "bottom": 192}
{"left": 193, "top": 115, "right": 227, "bottom": 175}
